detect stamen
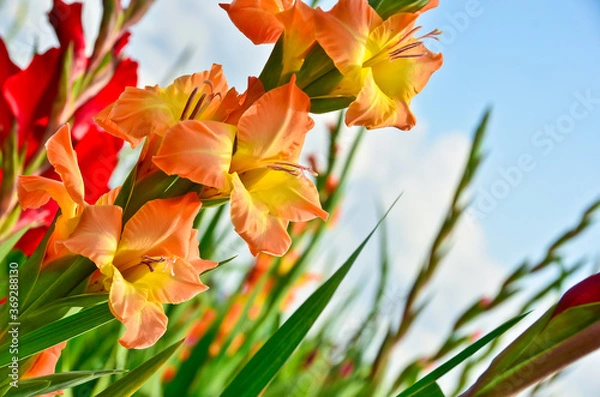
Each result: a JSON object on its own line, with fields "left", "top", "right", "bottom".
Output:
{"left": 267, "top": 161, "right": 318, "bottom": 177}
{"left": 140, "top": 255, "right": 176, "bottom": 276}
{"left": 391, "top": 53, "right": 427, "bottom": 59}
{"left": 203, "top": 79, "right": 214, "bottom": 95}
{"left": 388, "top": 27, "right": 441, "bottom": 61}
{"left": 397, "top": 26, "right": 423, "bottom": 46}
{"left": 180, "top": 87, "right": 199, "bottom": 121}
{"left": 389, "top": 41, "right": 424, "bottom": 57}
{"left": 189, "top": 93, "right": 207, "bottom": 120}
{"left": 185, "top": 81, "right": 222, "bottom": 120}
{"left": 417, "top": 29, "right": 442, "bottom": 41}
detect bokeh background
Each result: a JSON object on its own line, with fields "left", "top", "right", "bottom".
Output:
{"left": 1, "top": 1, "right": 599, "bottom": 395}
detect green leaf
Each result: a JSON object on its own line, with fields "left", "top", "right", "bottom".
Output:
{"left": 369, "top": 0, "right": 433, "bottom": 19}
{"left": 0, "top": 303, "right": 115, "bottom": 368}
{"left": 464, "top": 303, "right": 600, "bottom": 397}
{"left": 15, "top": 217, "right": 56, "bottom": 312}
{"left": 0, "top": 226, "right": 29, "bottom": 264}
{"left": 113, "top": 161, "right": 138, "bottom": 210}
{"left": 96, "top": 339, "right": 184, "bottom": 397}
{"left": 413, "top": 382, "right": 446, "bottom": 397}
{"left": 3, "top": 380, "right": 50, "bottom": 397}
{"left": 258, "top": 36, "right": 284, "bottom": 91}
{"left": 397, "top": 313, "right": 528, "bottom": 397}
{"left": 220, "top": 196, "right": 401, "bottom": 397}
{"left": 310, "top": 96, "right": 354, "bottom": 114}
{"left": 21, "top": 293, "right": 108, "bottom": 324}
{"left": 5, "top": 370, "right": 123, "bottom": 397}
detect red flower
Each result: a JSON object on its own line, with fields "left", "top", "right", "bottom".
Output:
{"left": 0, "top": 0, "right": 139, "bottom": 255}
{"left": 552, "top": 273, "right": 600, "bottom": 318}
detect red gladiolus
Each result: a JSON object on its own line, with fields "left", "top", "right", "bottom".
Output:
{"left": 0, "top": 0, "right": 139, "bottom": 255}
{"left": 552, "top": 273, "right": 600, "bottom": 318}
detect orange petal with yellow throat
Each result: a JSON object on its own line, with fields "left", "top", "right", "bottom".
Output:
{"left": 153, "top": 120, "right": 236, "bottom": 190}
{"left": 59, "top": 204, "right": 123, "bottom": 268}
{"left": 233, "top": 76, "right": 313, "bottom": 171}
{"left": 95, "top": 86, "right": 175, "bottom": 148}
{"left": 245, "top": 169, "right": 328, "bottom": 222}
{"left": 346, "top": 69, "right": 415, "bottom": 130}
{"left": 346, "top": 70, "right": 416, "bottom": 130}
{"left": 116, "top": 193, "right": 202, "bottom": 267}
{"left": 132, "top": 255, "right": 209, "bottom": 304}
{"left": 45, "top": 124, "right": 85, "bottom": 206}
{"left": 315, "top": 0, "right": 381, "bottom": 75}
{"left": 230, "top": 172, "right": 291, "bottom": 256}
{"left": 109, "top": 269, "right": 168, "bottom": 349}
{"left": 220, "top": 0, "right": 292, "bottom": 45}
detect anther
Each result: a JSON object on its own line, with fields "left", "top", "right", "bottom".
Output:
{"left": 189, "top": 93, "right": 207, "bottom": 120}
{"left": 267, "top": 162, "right": 318, "bottom": 177}
{"left": 180, "top": 87, "right": 200, "bottom": 121}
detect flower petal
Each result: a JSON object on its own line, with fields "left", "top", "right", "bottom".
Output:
{"left": 370, "top": 13, "right": 443, "bottom": 102}
{"left": 95, "top": 85, "right": 175, "bottom": 148}
{"left": 72, "top": 58, "right": 138, "bottom": 140}
{"left": 153, "top": 120, "right": 236, "bottom": 190}
{"left": 277, "top": 1, "right": 316, "bottom": 75}
{"left": 17, "top": 175, "right": 74, "bottom": 215}
{"left": 553, "top": 273, "right": 600, "bottom": 318}
{"left": 119, "top": 300, "right": 168, "bottom": 349}
{"left": 314, "top": 0, "right": 381, "bottom": 74}
{"left": 108, "top": 269, "right": 168, "bottom": 349}
{"left": 48, "top": 0, "right": 86, "bottom": 73}
{"left": 244, "top": 168, "right": 328, "bottom": 222}
{"left": 116, "top": 193, "right": 202, "bottom": 267}
{"left": 22, "top": 342, "right": 67, "bottom": 380}
{"left": 3, "top": 48, "right": 61, "bottom": 157}
{"left": 220, "top": 0, "right": 292, "bottom": 44}
{"left": 134, "top": 256, "right": 209, "bottom": 304}
{"left": 74, "top": 124, "right": 123, "bottom": 203}
{"left": 186, "top": 229, "right": 218, "bottom": 273}
{"left": 0, "top": 39, "right": 19, "bottom": 140}
{"left": 233, "top": 76, "right": 313, "bottom": 170}
{"left": 163, "top": 65, "right": 231, "bottom": 121}
{"left": 46, "top": 124, "right": 85, "bottom": 206}
{"left": 230, "top": 172, "right": 291, "bottom": 256}
{"left": 59, "top": 205, "right": 122, "bottom": 267}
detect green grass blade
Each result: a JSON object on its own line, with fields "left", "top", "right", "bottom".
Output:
{"left": 413, "top": 382, "right": 446, "bottom": 397}
{"left": 220, "top": 195, "right": 402, "bottom": 397}
{"left": 0, "top": 226, "right": 29, "bottom": 263}
{"left": 5, "top": 370, "right": 123, "bottom": 397}
{"left": 0, "top": 303, "right": 115, "bottom": 367}
{"left": 95, "top": 339, "right": 184, "bottom": 397}
{"left": 397, "top": 312, "right": 528, "bottom": 397}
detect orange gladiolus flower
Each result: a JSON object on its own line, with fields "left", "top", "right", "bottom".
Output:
{"left": 17, "top": 125, "right": 86, "bottom": 263}
{"left": 154, "top": 77, "right": 327, "bottom": 256}
{"left": 60, "top": 193, "right": 216, "bottom": 348}
{"left": 221, "top": 1, "right": 315, "bottom": 76}
{"left": 314, "top": 0, "right": 443, "bottom": 130}
{"left": 95, "top": 64, "right": 238, "bottom": 149}
{"left": 22, "top": 342, "right": 67, "bottom": 396}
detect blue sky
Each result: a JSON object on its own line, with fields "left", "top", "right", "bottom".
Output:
{"left": 1, "top": 0, "right": 599, "bottom": 395}
{"left": 416, "top": 0, "right": 600, "bottom": 266}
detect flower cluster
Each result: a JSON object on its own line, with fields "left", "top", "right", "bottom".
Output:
{"left": 12, "top": 0, "right": 442, "bottom": 350}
